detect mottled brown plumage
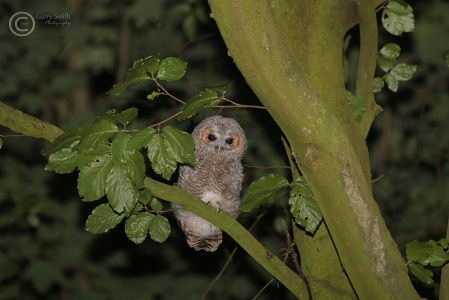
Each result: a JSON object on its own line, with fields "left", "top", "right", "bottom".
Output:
{"left": 173, "top": 116, "right": 246, "bottom": 252}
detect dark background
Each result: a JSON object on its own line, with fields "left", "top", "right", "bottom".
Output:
{"left": 0, "top": 0, "right": 448, "bottom": 299}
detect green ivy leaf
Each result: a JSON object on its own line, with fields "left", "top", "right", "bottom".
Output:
{"left": 408, "top": 263, "right": 434, "bottom": 285}
{"left": 384, "top": 73, "right": 399, "bottom": 92}
{"left": 389, "top": 63, "right": 417, "bottom": 81}
{"left": 147, "top": 133, "right": 177, "bottom": 180}
{"left": 127, "top": 127, "right": 156, "bottom": 151}
{"left": 107, "top": 55, "right": 161, "bottom": 95}
{"left": 162, "top": 126, "right": 195, "bottom": 166}
{"left": 178, "top": 89, "right": 222, "bottom": 120}
{"left": 379, "top": 43, "right": 401, "bottom": 60}
{"left": 148, "top": 215, "right": 170, "bottom": 243}
{"left": 150, "top": 198, "right": 163, "bottom": 213}
{"left": 85, "top": 203, "right": 124, "bottom": 234}
{"left": 78, "top": 154, "right": 114, "bottom": 201}
{"left": 105, "top": 164, "right": 138, "bottom": 215}
{"left": 78, "top": 119, "right": 118, "bottom": 153}
{"left": 45, "top": 142, "right": 80, "bottom": 174}
{"left": 346, "top": 91, "right": 365, "bottom": 123}
{"left": 373, "top": 77, "right": 385, "bottom": 93}
{"left": 241, "top": 174, "right": 289, "bottom": 212}
{"left": 381, "top": 1, "right": 414, "bottom": 36}
{"left": 157, "top": 57, "right": 187, "bottom": 81}
{"left": 288, "top": 181, "right": 322, "bottom": 234}
{"left": 125, "top": 213, "right": 154, "bottom": 244}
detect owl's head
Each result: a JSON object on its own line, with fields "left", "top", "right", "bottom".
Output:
{"left": 192, "top": 115, "right": 246, "bottom": 159}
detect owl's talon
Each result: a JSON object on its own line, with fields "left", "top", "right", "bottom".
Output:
{"left": 206, "top": 201, "right": 220, "bottom": 213}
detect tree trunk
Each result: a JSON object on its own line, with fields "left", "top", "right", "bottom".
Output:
{"left": 207, "top": 0, "right": 420, "bottom": 298}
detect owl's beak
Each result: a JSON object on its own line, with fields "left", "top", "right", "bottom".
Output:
{"left": 215, "top": 145, "right": 222, "bottom": 154}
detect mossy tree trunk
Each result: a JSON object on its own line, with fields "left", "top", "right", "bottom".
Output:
{"left": 207, "top": 0, "right": 420, "bottom": 299}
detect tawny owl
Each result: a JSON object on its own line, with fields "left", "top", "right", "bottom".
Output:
{"left": 173, "top": 115, "right": 246, "bottom": 252}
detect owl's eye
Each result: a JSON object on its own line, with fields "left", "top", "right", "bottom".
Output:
{"left": 208, "top": 134, "right": 216, "bottom": 141}
{"left": 225, "top": 138, "right": 234, "bottom": 145}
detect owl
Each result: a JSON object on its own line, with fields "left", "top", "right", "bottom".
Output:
{"left": 173, "top": 115, "right": 246, "bottom": 252}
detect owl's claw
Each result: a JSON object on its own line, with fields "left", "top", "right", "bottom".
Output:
{"left": 206, "top": 201, "right": 220, "bottom": 213}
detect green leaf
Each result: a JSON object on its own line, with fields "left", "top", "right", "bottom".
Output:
{"left": 147, "top": 133, "right": 178, "bottom": 180}
{"left": 178, "top": 89, "right": 222, "bottom": 120}
{"left": 42, "top": 127, "right": 84, "bottom": 156}
{"left": 45, "top": 142, "right": 80, "bottom": 174}
{"left": 424, "top": 240, "right": 449, "bottom": 267}
{"left": 138, "top": 189, "right": 153, "bottom": 205}
{"left": 157, "top": 57, "right": 187, "bottom": 81}
{"left": 114, "top": 107, "right": 138, "bottom": 126}
{"left": 85, "top": 203, "right": 124, "bottom": 234}
{"left": 107, "top": 55, "right": 161, "bottom": 95}
{"left": 378, "top": 56, "right": 396, "bottom": 73}
{"left": 379, "top": 43, "right": 401, "bottom": 60}
{"left": 78, "top": 119, "right": 118, "bottom": 153}
{"left": 148, "top": 215, "right": 170, "bottom": 243}
{"left": 289, "top": 182, "right": 322, "bottom": 234}
{"left": 381, "top": 1, "right": 414, "bottom": 36}
{"left": 408, "top": 263, "right": 434, "bottom": 285}
{"left": 384, "top": 73, "right": 399, "bottom": 92}
{"left": 150, "top": 198, "right": 163, "bottom": 213}
{"left": 241, "top": 174, "right": 289, "bottom": 212}
{"left": 111, "top": 133, "right": 132, "bottom": 165}
{"left": 125, "top": 213, "right": 154, "bottom": 244}
{"left": 162, "top": 126, "right": 196, "bottom": 165}
{"left": 206, "top": 82, "right": 232, "bottom": 95}
{"left": 78, "top": 154, "right": 114, "bottom": 201}
{"left": 127, "top": 127, "right": 156, "bottom": 151}
{"left": 105, "top": 164, "right": 138, "bottom": 215}
{"left": 124, "top": 152, "right": 146, "bottom": 189}
{"left": 389, "top": 63, "right": 417, "bottom": 81}
{"left": 373, "top": 77, "right": 385, "bottom": 93}
{"left": 346, "top": 91, "right": 365, "bottom": 123}
{"left": 406, "top": 240, "right": 432, "bottom": 263}
{"left": 147, "top": 91, "right": 162, "bottom": 100}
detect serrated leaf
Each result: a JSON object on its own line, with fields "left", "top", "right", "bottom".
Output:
{"left": 148, "top": 91, "right": 162, "bottom": 100}
{"left": 381, "top": 1, "right": 414, "bottom": 36}
{"left": 105, "top": 164, "right": 138, "bottom": 215}
{"left": 125, "top": 213, "right": 154, "bottom": 244}
{"left": 138, "top": 189, "right": 153, "bottom": 205}
{"left": 42, "top": 127, "right": 84, "bottom": 156}
{"left": 45, "top": 142, "right": 80, "bottom": 174}
{"left": 111, "top": 133, "right": 132, "bottom": 165}
{"left": 373, "top": 77, "right": 385, "bottom": 93}
{"left": 206, "top": 82, "right": 232, "bottom": 95}
{"left": 384, "top": 73, "right": 399, "bottom": 92}
{"left": 78, "top": 120, "right": 118, "bottom": 153}
{"left": 380, "top": 43, "right": 401, "bottom": 60}
{"left": 408, "top": 263, "right": 434, "bottom": 285}
{"left": 178, "top": 89, "right": 222, "bottom": 120}
{"left": 406, "top": 240, "right": 432, "bottom": 263}
{"left": 124, "top": 152, "right": 146, "bottom": 189}
{"left": 115, "top": 107, "right": 138, "bottom": 126}
{"left": 346, "top": 91, "right": 365, "bottom": 123}
{"left": 147, "top": 133, "right": 177, "bottom": 180}
{"left": 424, "top": 242, "right": 449, "bottom": 267}
{"left": 439, "top": 239, "right": 449, "bottom": 249}
{"left": 162, "top": 126, "right": 195, "bottom": 165}
{"left": 157, "top": 57, "right": 187, "bottom": 81}
{"left": 150, "top": 198, "right": 163, "bottom": 213}
{"left": 378, "top": 56, "right": 396, "bottom": 73}
{"left": 241, "top": 174, "right": 289, "bottom": 212}
{"left": 78, "top": 154, "right": 114, "bottom": 201}
{"left": 107, "top": 55, "right": 161, "bottom": 95}
{"left": 148, "top": 215, "right": 170, "bottom": 243}
{"left": 77, "top": 143, "right": 111, "bottom": 167}
{"left": 289, "top": 182, "right": 322, "bottom": 234}
{"left": 85, "top": 203, "right": 124, "bottom": 234}
{"left": 390, "top": 63, "right": 417, "bottom": 81}
{"left": 127, "top": 127, "right": 156, "bottom": 151}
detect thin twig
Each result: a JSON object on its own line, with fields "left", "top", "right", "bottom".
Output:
{"left": 200, "top": 212, "right": 267, "bottom": 300}
{"left": 252, "top": 278, "right": 275, "bottom": 300}
{"left": 149, "top": 112, "right": 183, "bottom": 129}
{"left": 152, "top": 78, "right": 185, "bottom": 104}
{"left": 282, "top": 220, "right": 313, "bottom": 300}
